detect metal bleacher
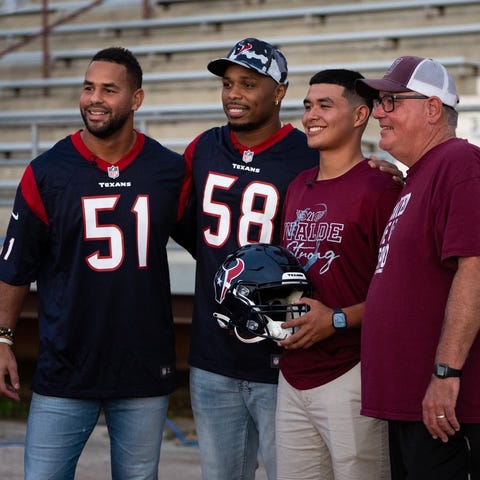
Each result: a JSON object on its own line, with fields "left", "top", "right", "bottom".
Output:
{"left": 2, "top": 98, "right": 480, "bottom": 170}
{"left": 1, "top": 56, "right": 477, "bottom": 95}
{"left": 0, "top": 0, "right": 220, "bottom": 17}
{"left": 2, "top": 22, "right": 480, "bottom": 68}
{"left": 1, "top": 0, "right": 479, "bottom": 40}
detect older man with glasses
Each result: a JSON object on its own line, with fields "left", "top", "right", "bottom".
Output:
{"left": 356, "top": 56, "right": 480, "bottom": 480}
{"left": 373, "top": 93, "right": 428, "bottom": 112}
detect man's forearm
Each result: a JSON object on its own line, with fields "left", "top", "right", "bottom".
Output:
{"left": 435, "top": 256, "right": 480, "bottom": 369}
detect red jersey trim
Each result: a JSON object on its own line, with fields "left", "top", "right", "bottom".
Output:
{"left": 230, "top": 123, "right": 294, "bottom": 155}
{"left": 70, "top": 129, "right": 146, "bottom": 172}
{"left": 178, "top": 152, "right": 193, "bottom": 221}
{"left": 178, "top": 134, "right": 201, "bottom": 221}
{"left": 183, "top": 133, "right": 201, "bottom": 164}
{"left": 20, "top": 165, "right": 49, "bottom": 225}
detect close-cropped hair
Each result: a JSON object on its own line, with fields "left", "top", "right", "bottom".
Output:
{"left": 91, "top": 46, "right": 143, "bottom": 90}
{"left": 444, "top": 105, "right": 458, "bottom": 128}
{"left": 309, "top": 69, "right": 373, "bottom": 112}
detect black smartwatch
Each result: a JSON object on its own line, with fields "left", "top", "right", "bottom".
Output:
{"left": 433, "top": 363, "right": 462, "bottom": 379}
{"left": 332, "top": 308, "right": 347, "bottom": 331}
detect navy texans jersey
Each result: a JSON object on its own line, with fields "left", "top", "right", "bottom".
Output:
{"left": 0, "top": 130, "right": 187, "bottom": 398}
{"left": 183, "top": 124, "right": 318, "bottom": 384}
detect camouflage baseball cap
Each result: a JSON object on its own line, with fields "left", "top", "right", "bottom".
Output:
{"left": 208, "top": 38, "right": 288, "bottom": 84}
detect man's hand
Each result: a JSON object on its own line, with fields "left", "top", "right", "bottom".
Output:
{"left": 0, "top": 344, "right": 20, "bottom": 401}
{"left": 368, "top": 156, "right": 405, "bottom": 185}
{"left": 422, "top": 377, "right": 460, "bottom": 443}
{"left": 277, "top": 298, "right": 334, "bottom": 350}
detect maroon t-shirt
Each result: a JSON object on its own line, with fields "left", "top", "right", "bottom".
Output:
{"left": 362, "top": 138, "right": 480, "bottom": 422}
{"left": 280, "top": 159, "right": 401, "bottom": 390}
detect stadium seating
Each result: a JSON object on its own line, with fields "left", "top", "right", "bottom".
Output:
{"left": 2, "top": 23, "right": 480, "bottom": 68}
{"left": 1, "top": 0, "right": 480, "bottom": 219}
{"left": 1, "top": 56, "right": 477, "bottom": 94}
{"left": 2, "top": 0, "right": 479, "bottom": 39}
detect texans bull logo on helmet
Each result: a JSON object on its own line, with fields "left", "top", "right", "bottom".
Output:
{"left": 216, "top": 258, "right": 245, "bottom": 304}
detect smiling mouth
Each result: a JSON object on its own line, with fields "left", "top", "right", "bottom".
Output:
{"left": 226, "top": 104, "right": 247, "bottom": 115}
{"left": 307, "top": 126, "right": 325, "bottom": 133}
{"left": 88, "top": 109, "right": 108, "bottom": 116}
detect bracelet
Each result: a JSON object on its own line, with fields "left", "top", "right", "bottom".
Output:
{"left": 0, "top": 326, "right": 15, "bottom": 342}
{"left": 0, "top": 337, "right": 13, "bottom": 346}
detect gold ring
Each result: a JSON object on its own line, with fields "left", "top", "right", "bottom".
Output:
{"left": 436, "top": 414, "right": 446, "bottom": 419}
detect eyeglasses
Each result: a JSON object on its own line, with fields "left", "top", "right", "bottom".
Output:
{"left": 373, "top": 94, "right": 428, "bottom": 113}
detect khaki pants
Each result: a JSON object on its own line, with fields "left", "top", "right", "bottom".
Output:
{"left": 276, "top": 363, "right": 390, "bottom": 480}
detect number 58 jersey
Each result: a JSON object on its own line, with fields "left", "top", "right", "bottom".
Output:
{"left": 0, "top": 130, "right": 187, "bottom": 398}
{"left": 185, "top": 124, "right": 318, "bottom": 384}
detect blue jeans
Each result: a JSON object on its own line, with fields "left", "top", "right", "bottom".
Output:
{"left": 24, "top": 392, "right": 169, "bottom": 480}
{"left": 190, "top": 367, "right": 277, "bottom": 480}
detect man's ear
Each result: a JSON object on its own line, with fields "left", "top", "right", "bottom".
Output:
{"left": 354, "top": 104, "right": 371, "bottom": 128}
{"left": 274, "top": 83, "right": 288, "bottom": 105}
{"left": 132, "top": 88, "right": 145, "bottom": 112}
{"left": 425, "top": 96, "right": 443, "bottom": 121}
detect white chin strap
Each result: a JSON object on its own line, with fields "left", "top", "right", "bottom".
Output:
{"left": 233, "top": 314, "right": 297, "bottom": 344}
{"left": 214, "top": 312, "right": 232, "bottom": 329}
{"left": 214, "top": 290, "right": 305, "bottom": 344}
{"left": 213, "top": 312, "right": 266, "bottom": 343}
{"left": 213, "top": 312, "right": 293, "bottom": 343}
{"left": 235, "top": 327, "right": 266, "bottom": 344}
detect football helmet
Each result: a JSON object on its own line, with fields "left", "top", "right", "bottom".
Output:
{"left": 213, "top": 243, "right": 311, "bottom": 343}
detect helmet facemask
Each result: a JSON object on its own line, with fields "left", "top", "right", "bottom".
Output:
{"left": 214, "top": 245, "right": 311, "bottom": 344}
{"left": 236, "top": 287, "right": 310, "bottom": 343}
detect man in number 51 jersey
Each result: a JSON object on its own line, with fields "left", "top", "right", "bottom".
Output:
{"left": 0, "top": 47, "right": 189, "bottom": 479}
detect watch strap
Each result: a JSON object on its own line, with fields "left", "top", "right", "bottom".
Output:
{"left": 433, "top": 363, "right": 462, "bottom": 378}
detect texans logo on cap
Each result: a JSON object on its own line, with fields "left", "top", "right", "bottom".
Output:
{"left": 234, "top": 41, "right": 252, "bottom": 56}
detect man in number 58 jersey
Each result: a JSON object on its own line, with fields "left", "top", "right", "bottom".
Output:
{"left": 178, "top": 38, "right": 319, "bottom": 480}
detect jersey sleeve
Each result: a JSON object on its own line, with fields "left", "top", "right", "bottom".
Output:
{"left": 0, "top": 167, "right": 49, "bottom": 285}
{"left": 170, "top": 135, "right": 201, "bottom": 258}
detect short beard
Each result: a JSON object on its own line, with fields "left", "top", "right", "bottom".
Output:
{"left": 228, "top": 120, "right": 261, "bottom": 132}
{"left": 81, "top": 111, "right": 129, "bottom": 139}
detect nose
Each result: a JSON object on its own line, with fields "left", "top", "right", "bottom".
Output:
{"left": 302, "top": 106, "right": 318, "bottom": 125}
{"left": 226, "top": 83, "right": 242, "bottom": 99}
{"left": 89, "top": 87, "right": 104, "bottom": 104}
{"left": 372, "top": 102, "right": 385, "bottom": 120}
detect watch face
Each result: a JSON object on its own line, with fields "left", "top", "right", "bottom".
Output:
{"left": 436, "top": 364, "right": 447, "bottom": 377}
{"left": 333, "top": 312, "right": 347, "bottom": 329}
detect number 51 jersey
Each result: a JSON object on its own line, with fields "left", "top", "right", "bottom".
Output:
{"left": 0, "top": 130, "right": 187, "bottom": 398}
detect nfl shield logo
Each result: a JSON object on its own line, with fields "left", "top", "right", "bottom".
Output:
{"left": 242, "top": 150, "right": 254, "bottom": 163}
{"left": 108, "top": 165, "right": 120, "bottom": 179}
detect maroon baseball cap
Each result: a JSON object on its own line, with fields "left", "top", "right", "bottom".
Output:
{"left": 355, "top": 56, "right": 459, "bottom": 108}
